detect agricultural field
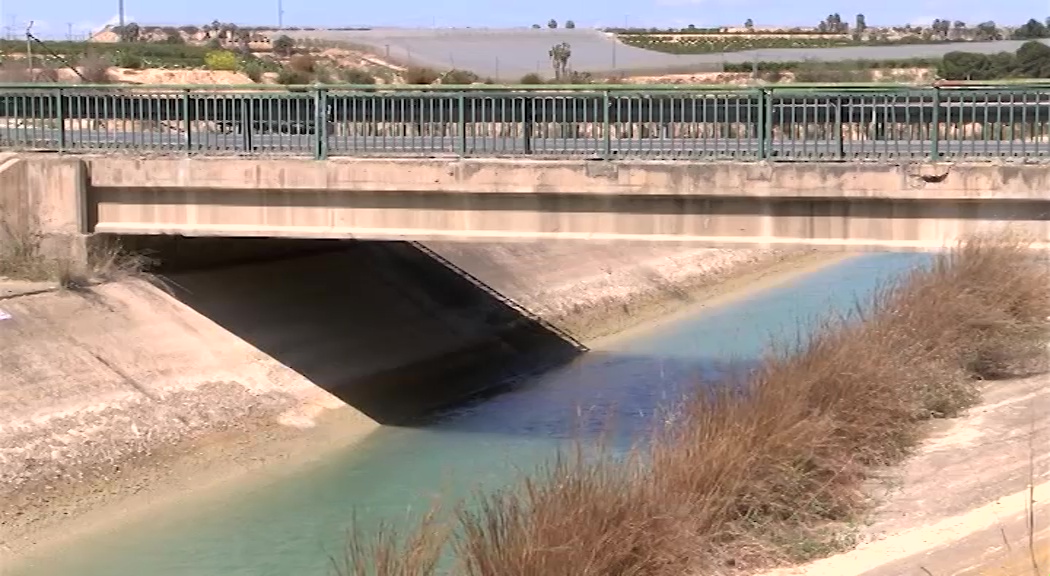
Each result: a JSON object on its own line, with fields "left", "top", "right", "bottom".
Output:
{"left": 619, "top": 34, "right": 861, "bottom": 54}
{"left": 265, "top": 28, "right": 1050, "bottom": 80}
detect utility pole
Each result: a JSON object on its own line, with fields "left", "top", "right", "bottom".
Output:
{"left": 67, "top": 22, "right": 72, "bottom": 40}
{"left": 118, "top": 0, "right": 124, "bottom": 28}
{"left": 277, "top": 0, "right": 283, "bottom": 29}
{"left": 25, "top": 20, "right": 32, "bottom": 81}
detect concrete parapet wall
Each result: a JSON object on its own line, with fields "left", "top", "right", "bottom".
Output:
{"left": 81, "top": 156, "right": 1050, "bottom": 201}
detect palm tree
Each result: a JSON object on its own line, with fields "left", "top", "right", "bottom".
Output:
{"left": 548, "top": 42, "right": 571, "bottom": 80}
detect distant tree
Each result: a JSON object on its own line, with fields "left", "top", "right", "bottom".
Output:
{"left": 519, "top": 72, "right": 544, "bottom": 84}
{"left": 819, "top": 13, "right": 847, "bottom": 34}
{"left": 939, "top": 49, "right": 1015, "bottom": 80}
{"left": 1015, "top": 40, "right": 1050, "bottom": 77}
{"left": 744, "top": 18, "right": 754, "bottom": 29}
{"left": 974, "top": 21, "right": 1002, "bottom": 41}
{"left": 565, "top": 20, "right": 575, "bottom": 29}
{"left": 547, "top": 19, "right": 558, "bottom": 29}
{"left": 548, "top": 41, "right": 571, "bottom": 80}
{"left": 235, "top": 30, "right": 252, "bottom": 54}
{"left": 161, "top": 27, "right": 184, "bottom": 44}
{"left": 78, "top": 53, "right": 112, "bottom": 83}
{"left": 340, "top": 68, "right": 376, "bottom": 84}
{"left": 272, "top": 34, "right": 295, "bottom": 57}
{"left": 276, "top": 68, "right": 311, "bottom": 85}
{"left": 116, "top": 22, "right": 140, "bottom": 43}
{"left": 532, "top": 23, "right": 541, "bottom": 29}
{"left": 403, "top": 66, "right": 440, "bottom": 84}
{"left": 1012, "top": 18, "right": 1049, "bottom": 40}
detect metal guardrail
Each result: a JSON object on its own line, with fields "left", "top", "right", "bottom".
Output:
{"left": 1, "top": 83, "right": 1050, "bottom": 161}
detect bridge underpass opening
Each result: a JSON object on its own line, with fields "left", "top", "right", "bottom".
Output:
{"left": 112, "top": 234, "right": 585, "bottom": 424}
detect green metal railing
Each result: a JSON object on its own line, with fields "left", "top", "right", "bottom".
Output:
{"left": 1, "top": 82, "right": 1049, "bottom": 161}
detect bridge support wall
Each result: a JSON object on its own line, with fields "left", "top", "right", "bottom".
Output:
{"left": 0, "top": 156, "right": 90, "bottom": 267}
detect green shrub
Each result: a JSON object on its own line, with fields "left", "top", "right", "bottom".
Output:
{"left": 240, "top": 59, "right": 265, "bottom": 82}
{"left": 204, "top": 50, "right": 239, "bottom": 71}
{"left": 113, "top": 51, "right": 144, "bottom": 69}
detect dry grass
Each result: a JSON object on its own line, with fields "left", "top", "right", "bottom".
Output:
{"left": 78, "top": 54, "right": 113, "bottom": 83}
{"left": 339, "top": 232, "right": 1050, "bottom": 575}
{"left": 332, "top": 508, "right": 449, "bottom": 576}
{"left": 0, "top": 218, "right": 151, "bottom": 289}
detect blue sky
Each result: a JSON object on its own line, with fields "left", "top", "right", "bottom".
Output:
{"left": 5, "top": 0, "right": 1049, "bottom": 40}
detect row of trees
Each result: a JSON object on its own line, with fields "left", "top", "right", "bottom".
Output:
{"left": 940, "top": 41, "right": 1050, "bottom": 80}
{"left": 531, "top": 20, "right": 576, "bottom": 29}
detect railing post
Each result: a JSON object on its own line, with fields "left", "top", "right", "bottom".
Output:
{"left": 314, "top": 86, "right": 328, "bottom": 160}
{"left": 757, "top": 89, "right": 767, "bottom": 160}
{"left": 930, "top": 87, "right": 941, "bottom": 161}
{"left": 457, "top": 93, "right": 467, "bottom": 157}
{"left": 602, "top": 90, "right": 611, "bottom": 160}
{"left": 182, "top": 89, "right": 192, "bottom": 153}
{"left": 834, "top": 96, "right": 844, "bottom": 160}
{"left": 56, "top": 88, "right": 65, "bottom": 153}
{"left": 523, "top": 95, "right": 533, "bottom": 155}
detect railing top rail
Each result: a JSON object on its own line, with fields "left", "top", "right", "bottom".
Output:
{"left": 0, "top": 81, "right": 1048, "bottom": 93}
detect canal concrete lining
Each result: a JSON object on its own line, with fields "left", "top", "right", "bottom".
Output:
{"left": 0, "top": 231, "right": 794, "bottom": 550}
{"left": 7, "top": 155, "right": 1050, "bottom": 254}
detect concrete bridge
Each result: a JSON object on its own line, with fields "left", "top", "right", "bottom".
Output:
{"left": 4, "top": 154, "right": 1050, "bottom": 254}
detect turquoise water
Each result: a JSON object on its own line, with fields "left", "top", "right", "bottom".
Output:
{"left": 9, "top": 253, "right": 931, "bottom": 576}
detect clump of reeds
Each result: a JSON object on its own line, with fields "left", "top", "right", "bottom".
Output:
{"left": 336, "top": 232, "right": 1050, "bottom": 576}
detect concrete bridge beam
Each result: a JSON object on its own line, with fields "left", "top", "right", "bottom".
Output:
{"left": 4, "top": 155, "right": 1050, "bottom": 254}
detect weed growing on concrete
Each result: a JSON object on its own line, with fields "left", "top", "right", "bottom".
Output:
{"left": 0, "top": 218, "right": 151, "bottom": 288}
{"left": 339, "top": 232, "right": 1050, "bottom": 575}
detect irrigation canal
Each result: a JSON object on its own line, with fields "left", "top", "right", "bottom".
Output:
{"left": 9, "top": 252, "right": 930, "bottom": 576}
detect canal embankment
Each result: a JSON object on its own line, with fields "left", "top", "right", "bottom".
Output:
{"left": 0, "top": 236, "right": 829, "bottom": 557}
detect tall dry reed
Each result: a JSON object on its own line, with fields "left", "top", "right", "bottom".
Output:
{"left": 338, "top": 232, "right": 1050, "bottom": 576}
